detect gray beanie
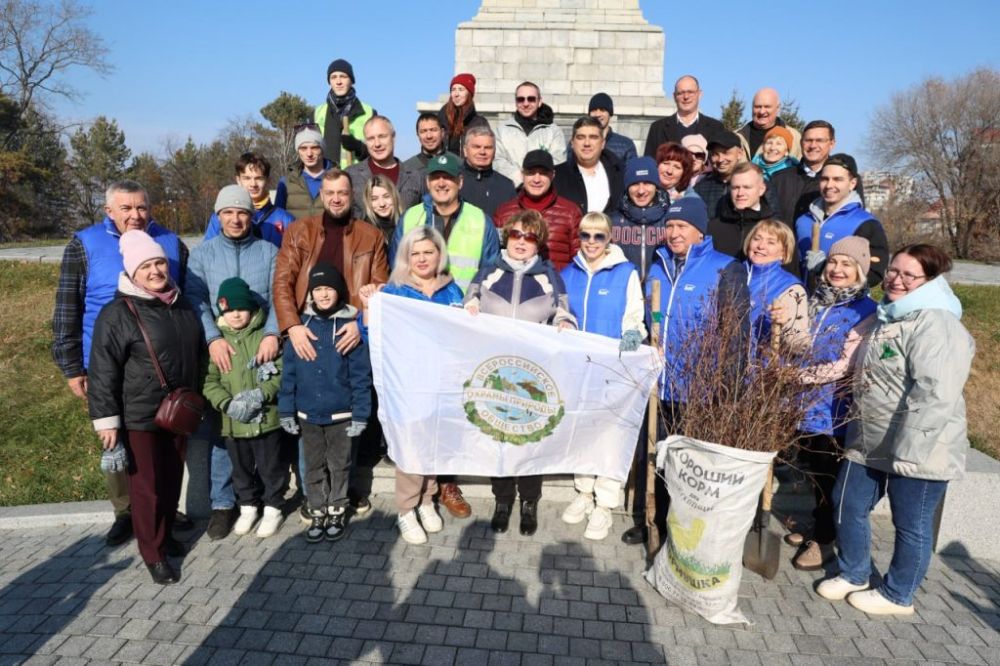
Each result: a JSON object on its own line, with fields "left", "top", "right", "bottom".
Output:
{"left": 828, "top": 236, "right": 871, "bottom": 278}
{"left": 294, "top": 127, "right": 324, "bottom": 151}
{"left": 214, "top": 184, "right": 253, "bottom": 213}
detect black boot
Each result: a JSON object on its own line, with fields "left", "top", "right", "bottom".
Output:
{"left": 519, "top": 500, "right": 538, "bottom": 536}
{"left": 621, "top": 524, "right": 648, "bottom": 545}
{"left": 491, "top": 502, "right": 512, "bottom": 533}
{"left": 105, "top": 515, "right": 133, "bottom": 546}
{"left": 146, "top": 561, "right": 178, "bottom": 585}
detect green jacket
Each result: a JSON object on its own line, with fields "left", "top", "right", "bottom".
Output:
{"left": 202, "top": 309, "right": 283, "bottom": 438}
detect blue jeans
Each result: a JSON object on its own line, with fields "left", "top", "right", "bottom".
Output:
{"left": 195, "top": 408, "right": 235, "bottom": 510}
{"left": 832, "top": 460, "right": 947, "bottom": 606}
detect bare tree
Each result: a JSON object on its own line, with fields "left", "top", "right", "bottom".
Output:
{"left": 869, "top": 68, "right": 1000, "bottom": 260}
{"left": 0, "top": 0, "right": 111, "bottom": 115}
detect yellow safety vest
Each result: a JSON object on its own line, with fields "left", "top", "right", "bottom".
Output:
{"left": 402, "top": 203, "right": 486, "bottom": 291}
{"left": 314, "top": 102, "right": 374, "bottom": 168}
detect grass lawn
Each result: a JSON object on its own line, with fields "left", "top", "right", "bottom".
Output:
{"left": 1, "top": 262, "right": 998, "bottom": 507}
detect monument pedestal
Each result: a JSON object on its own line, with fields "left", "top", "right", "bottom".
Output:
{"left": 418, "top": 0, "right": 674, "bottom": 153}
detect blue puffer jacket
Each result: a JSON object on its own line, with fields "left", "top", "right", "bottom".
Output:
{"left": 800, "top": 293, "right": 877, "bottom": 436}
{"left": 185, "top": 232, "right": 279, "bottom": 342}
{"left": 382, "top": 277, "right": 464, "bottom": 306}
{"left": 203, "top": 203, "right": 294, "bottom": 248}
{"left": 278, "top": 304, "right": 372, "bottom": 425}
{"left": 76, "top": 218, "right": 183, "bottom": 369}
{"left": 647, "top": 237, "right": 748, "bottom": 402}
{"left": 795, "top": 194, "right": 872, "bottom": 275}
{"left": 744, "top": 259, "right": 803, "bottom": 347}
{"left": 561, "top": 245, "right": 644, "bottom": 339}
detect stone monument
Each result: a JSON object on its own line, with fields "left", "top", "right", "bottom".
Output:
{"left": 417, "top": 0, "right": 674, "bottom": 154}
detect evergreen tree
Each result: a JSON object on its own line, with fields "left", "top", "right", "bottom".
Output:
{"left": 68, "top": 116, "right": 131, "bottom": 226}
{"left": 720, "top": 90, "right": 745, "bottom": 132}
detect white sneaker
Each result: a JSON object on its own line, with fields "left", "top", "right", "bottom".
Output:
{"left": 583, "top": 506, "right": 613, "bottom": 541}
{"left": 397, "top": 510, "right": 427, "bottom": 544}
{"left": 255, "top": 506, "right": 284, "bottom": 538}
{"left": 561, "top": 494, "right": 594, "bottom": 525}
{"left": 847, "top": 589, "right": 915, "bottom": 615}
{"left": 417, "top": 504, "right": 443, "bottom": 533}
{"left": 232, "top": 505, "right": 259, "bottom": 536}
{"left": 816, "top": 576, "right": 870, "bottom": 601}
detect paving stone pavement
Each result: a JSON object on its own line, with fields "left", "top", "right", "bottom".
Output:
{"left": 1, "top": 495, "right": 997, "bottom": 666}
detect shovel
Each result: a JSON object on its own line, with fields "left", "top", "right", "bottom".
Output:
{"left": 743, "top": 318, "right": 782, "bottom": 579}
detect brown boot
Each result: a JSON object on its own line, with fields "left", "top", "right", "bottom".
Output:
{"left": 439, "top": 483, "right": 472, "bottom": 519}
{"left": 792, "top": 540, "right": 834, "bottom": 571}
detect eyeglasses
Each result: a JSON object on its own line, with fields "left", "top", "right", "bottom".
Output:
{"left": 579, "top": 231, "right": 608, "bottom": 243}
{"left": 884, "top": 268, "right": 927, "bottom": 286}
{"left": 507, "top": 229, "right": 539, "bottom": 243}
{"left": 689, "top": 152, "right": 706, "bottom": 160}
{"left": 293, "top": 122, "right": 320, "bottom": 133}
{"left": 515, "top": 96, "right": 538, "bottom": 104}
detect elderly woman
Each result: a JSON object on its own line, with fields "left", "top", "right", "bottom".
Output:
{"left": 772, "top": 237, "right": 877, "bottom": 571}
{"left": 681, "top": 134, "right": 710, "bottom": 188}
{"left": 359, "top": 227, "right": 465, "bottom": 545}
{"left": 362, "top": 174, "right": 404, "bottom": 246}
{"left": 88, "top": 230, "right": 204, "bottom": 585}
{"left": 655, "top": 141, "right": 696, "bottom": 202}
{"left": 815, "top": 244, "right": 974, "bottom": 615}
{"left": 559, "top": 212, "right": 646, "bottom": 540}
{"left": 743, "top": 219, "right": 808, "bottom": 348}
{"left": 464, "top": 210, "right": 577, "bottom": 536}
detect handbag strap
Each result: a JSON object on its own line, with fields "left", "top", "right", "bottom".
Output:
{"left": 124, "top": 297, "right": 170, "bottom": 391}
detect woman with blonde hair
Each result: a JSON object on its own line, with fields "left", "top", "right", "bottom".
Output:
{"left": 742, "top": 219, "right": 808, "bottom": 347}
{"left": 359, "top": 226, "right": 465, "bottom": 545}
{"left": 362, "top": 174, "right": 404, "bottom": 246}
{"left": 559, "top": 211, "right": 646, "bottom": 540}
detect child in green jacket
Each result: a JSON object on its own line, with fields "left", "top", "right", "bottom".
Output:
{"left": 203, "top": 278, "right": 287, "bottom": 538}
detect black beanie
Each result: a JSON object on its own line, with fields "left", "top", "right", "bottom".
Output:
{"left": 326, "top": 58, "right": 355, "bottom": 84}
{"left": 308, "top": 262, "right": 349, "bottom": 303}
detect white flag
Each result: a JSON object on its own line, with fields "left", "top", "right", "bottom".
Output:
{"left": 368, "top": 293, "right": 660, "bottom": 480}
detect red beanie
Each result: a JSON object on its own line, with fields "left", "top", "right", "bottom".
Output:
{"left": 450, "top": 73, "right": 476, "bottom": 99}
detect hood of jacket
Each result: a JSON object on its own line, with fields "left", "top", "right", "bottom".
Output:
{"left": 216, "top": 308, "right": 266, "bottom": 337}
{"left": 302, "top": 301, "right": 360, "bottom": 322}
{"left": 617, "top": 188, "right": 671, "bottom": 226}
{"left": 570, "top": 243, "right": 629, "bottom": 274}
{"left": 877, "top": 275, "right": 962, "bottom": 323}
{"left": 808, "top": 190, "right": 863, "bottom": 223}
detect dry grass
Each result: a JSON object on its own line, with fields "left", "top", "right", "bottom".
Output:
{"left": 953, "top": 285, "right": 1000, "bottom": 459}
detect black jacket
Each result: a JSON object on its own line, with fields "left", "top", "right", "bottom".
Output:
{"left": 643, "top": 113, "right": 728, "bottom": 158}
{"left": 553, "top": 149, "right": 624, "bottom": 215}
{"left": 459, "top": 162, "right": 517, "bottom": 218}
{"left": 438, "top": 104, "right": 491, "bottom": 155}
{"left": 769, "top": 161, "right": 867, "bottom": 224}
{"left": 88, "top": 279, "right": 205, "bottom": 432}
{"left": 707, "top": 195, "right": 800, "bottom": 277}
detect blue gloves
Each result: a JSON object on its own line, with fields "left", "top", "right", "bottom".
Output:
{"left": 280, "top": 416, "right": 300, "bottom": 435}
{"left": 227, "top": 388, "right": 265, "bottom": 423}
{"left": 100, "top": 441, "right": 129, "bottom": 473}
{"left": 805, "top": 249, "right": 827, "bottom": 272}
{"left": 619, "top": 329, "right": 643, "bottom": 352}
{"left": 345, "top": 420, "right": 367, "bottom": 438}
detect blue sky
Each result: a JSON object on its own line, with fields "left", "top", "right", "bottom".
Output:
{"left": 52, "top": 1, "right": 999, "bottom": 171}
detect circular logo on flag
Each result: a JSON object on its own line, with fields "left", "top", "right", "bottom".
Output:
{"left": 462, "top": 356, "right": 564, "bottom": 445}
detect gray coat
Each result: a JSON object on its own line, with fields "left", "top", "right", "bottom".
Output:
{"left": 845, "top": 277, "right": 975, "bottom": 481}
{"left": 346, "top": 158, "right": 424, "bottom": 220}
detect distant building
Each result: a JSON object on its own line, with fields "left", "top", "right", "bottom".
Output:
{"left": 862, "top": 170, "right": 915, "bottom": 211}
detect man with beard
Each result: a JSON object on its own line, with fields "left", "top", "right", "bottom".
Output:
{"left": 693, "top": 131, "right": 746, "bottom": 218}
{"left": 554, "top": 117, "right": 625, "bottom": 215}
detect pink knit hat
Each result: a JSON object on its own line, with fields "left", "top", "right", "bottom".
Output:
{"left": 119, "top": 230, "right": 167, "bottom": 278}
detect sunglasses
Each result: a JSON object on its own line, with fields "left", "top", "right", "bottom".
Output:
{"left": 507, "top": 229, "right": 539, "bottom": 243}
{"left": 689, "top": 152, "right": 706, "bottom": 160}
{"left": 515, "top": 96, "right": 538, "bottom": 104}
{"left": 579, "top": 231, "right": 608, "bottom": 242}
{"left": 294, "top": 122, "right": 321, "bottom": 133}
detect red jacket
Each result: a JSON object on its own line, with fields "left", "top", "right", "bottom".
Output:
{"left": 493, "top": 190, "right": 581, "bottom": 271}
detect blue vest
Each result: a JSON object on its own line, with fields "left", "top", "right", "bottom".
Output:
{"left": 647, "top": 237, "right": 736, "bottom": 402}
{"left": 795, "top": 201, "right": 873, "bottom": 278}
{"left": 744, "top": 259, "right": 802, "bottom": 347}
{"left": 800, "top": 295, "right": 877, "bottom": 435}
{"left": 561, "top": 256, "right": 636, "bottom": 339}
{"left": 76, "top": 218, "right": 182, "bottom": 369}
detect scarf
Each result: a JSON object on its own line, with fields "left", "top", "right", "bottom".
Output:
{"left": 520, "top": 188, "right": 557, "bottom": 212}
{"left": 501, "top": 250, "right": 539, "bottom": 274}
{"left": 327, "top": 86, "right": 358, "bottom": 119}
{"left": 809, "top": 279, "right": 866, "bottom": 319}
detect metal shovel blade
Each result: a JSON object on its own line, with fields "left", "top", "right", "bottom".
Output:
{"left": 743, "top": 465, "right": 781, "bottom": 580}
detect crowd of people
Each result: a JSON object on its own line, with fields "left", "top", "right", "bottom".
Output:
{"left": 52, "top": 59, "right": 974, "bottom": 620}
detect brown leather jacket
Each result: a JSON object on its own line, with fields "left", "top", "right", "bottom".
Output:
{"left": 273, "top": 214, "right": 389, "bottom": 333}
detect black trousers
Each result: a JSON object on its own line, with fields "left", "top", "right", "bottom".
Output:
{"left": 226, "top": 430, "right": 288, "bottom": 509}
{"left": 491, "top": 475, "right": 542, "bottom": 504}
{"left": 350, "top": 388, "right": 382, "bottom": 502}
{"left": 300, "top": 421, "right": 353, "bottom": 511}
{"left": 798, "top": 432, "right": 842, "bottom": 545}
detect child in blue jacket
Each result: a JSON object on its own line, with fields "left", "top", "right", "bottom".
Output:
{"left": 278, "top": 263, "right": 372, "bottom": 543}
